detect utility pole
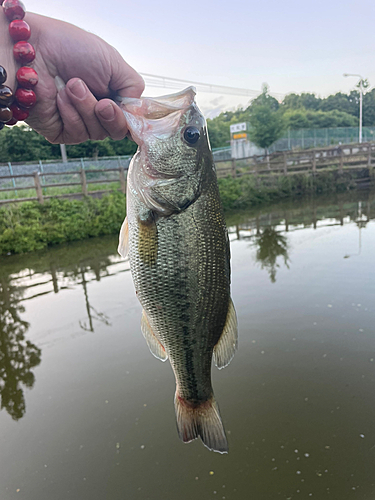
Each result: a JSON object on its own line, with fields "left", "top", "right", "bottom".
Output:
{"left": 60, "top": 144, "right": 68, "bottom": 163}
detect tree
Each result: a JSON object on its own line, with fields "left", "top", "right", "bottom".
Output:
{"left": 248, "top": 86, "right": 286, "bottom": 155}
{"left": 248, "top": 84, "right": 286, "bottom": 153}
{"left": 248, "top": 104, "right": 285, "bottom": 151}
{"left": 319, "top": 92, "right": 358, "bottom": 116}
{"left": 282, "top": 108, "right": 358, "bottom": 129}
{"left": 207, "top": 119, "right": 231, "bottom": 149}
{"left": 0, "top": 125, "right": 137, "bottom": 162}
{"left": 0, "top": 125, "right": 59, "bottom": 162}
{"left": 362, "top": 88, "right": 375, "bottom": 126}
{"left": 251, "top": 83, "right": 280, "bottom": 111}
{"left": 282, "top": 92, "right": 321, "bottom": 111}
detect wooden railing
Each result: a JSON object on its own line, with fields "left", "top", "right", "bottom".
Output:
{"left": 215, "top": 142, "right": 375, "bottom": 179}
{"left": 0, "top": 142, "right": 374, "bottom": 205}
{"left": 0, "top": 166, "right": 127, "bottom": 205}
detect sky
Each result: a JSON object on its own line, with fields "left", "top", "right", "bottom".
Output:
{"left": 28, "top": 0, "right": 375, "bottom": 116}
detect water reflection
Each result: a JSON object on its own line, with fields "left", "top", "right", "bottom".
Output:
{"left": 253, "top": 228, "right": 289, "bottom": 282}
{"left": 0, "top": 192, "right": 374, "bottom": 422}
{"left": 0, "top": 236, "right": 128, "bottom": 420}
{"left": 0, "top": 274, "right": 41, "bottom": 420}
{"left": 227, "top": 192, "right": 374, "bottom": 282}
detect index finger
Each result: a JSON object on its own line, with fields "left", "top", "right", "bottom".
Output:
{"left": 95, "top": 98, "right": 129, "bottom": 141}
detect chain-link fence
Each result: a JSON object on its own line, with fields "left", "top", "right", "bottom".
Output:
{"left": 216, "top": 126, "right": 375, "bottom": 159}
{"left": 0, "top": 155, "right": 132, "bottom": 190}
{"left": 1, "top": 126, "right": 375, "bottom": 189}
{"left": 269, "top": 126, "right": 375, "bottom": 153}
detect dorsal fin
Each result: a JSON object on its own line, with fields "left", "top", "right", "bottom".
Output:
{"left": 141, "top": 310, "right": 168, "bottom": 362}
{"left": 213, "top": 298, "right": 238, "bottom": 369}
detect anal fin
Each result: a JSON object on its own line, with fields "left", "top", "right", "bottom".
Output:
{"left": 213, "top": 298, "right": 238, "bottom": 369}
{"left": 141, "top": 310, "right": 168, "bottom": 362}
{"left": 118, "top": 216, "right": 129, "bottom": 259}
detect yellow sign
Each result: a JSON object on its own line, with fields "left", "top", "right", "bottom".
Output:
{"left": 233, "top": 133, "right": 247, "bottom": 139}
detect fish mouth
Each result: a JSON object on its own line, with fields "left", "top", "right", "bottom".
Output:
{"left": 116, "top": 87, "right": 196, "bottom": 145}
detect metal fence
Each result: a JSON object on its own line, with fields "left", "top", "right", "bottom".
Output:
{"left": 219, "top": 126, "right": 375, "bottom": 159}
{"left": 1, "top": 126, "right": 374, "bottom": 191}
{"left": 0, "top": 155, "right": 132, "bottom": 190}
{"left": 269, "top": 127, "right": 375, "bottom": 153}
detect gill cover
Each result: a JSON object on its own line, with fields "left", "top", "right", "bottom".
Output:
{"left": 117, "top": 87, "right": 208, "bottom": 216}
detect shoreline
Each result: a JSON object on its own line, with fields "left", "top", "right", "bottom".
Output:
{"left": 0, "top": 171, "right": 373, "bottom": 256}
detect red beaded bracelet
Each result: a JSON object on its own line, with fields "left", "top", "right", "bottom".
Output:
{"left": 0, "top": 66, "right": 14, "bottom": 128}
{"left": 0, "top": 0, "right": 38, "bottom": 128}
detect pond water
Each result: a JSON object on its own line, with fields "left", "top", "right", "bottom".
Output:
{"left": 0, "top": 190, "right": 375, "bottom": 500}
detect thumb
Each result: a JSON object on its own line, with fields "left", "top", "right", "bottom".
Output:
{"left": 109, "top": 50, "right": 145, "bottom": 98}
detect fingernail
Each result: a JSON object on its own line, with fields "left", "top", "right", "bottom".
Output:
{"left": 69, "top": 79, "right": 87, "bottom": 99}
{"left": 98, "top": 102, "right": 115, "bottom": 121}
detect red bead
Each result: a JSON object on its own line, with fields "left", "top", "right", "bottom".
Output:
{"left": 15, "top": 88, "right": 36, "bottom": 108}
{"left": 9, "top": 19, "right": 30, "bottom": 41}
{"left": 3, "top": 0, "right": 25, "bottom": 20}
{"left": 10, "top": 103, "right": 29, "bottom": 120}
{"left": 16, "top": 67, "right": 38, "bottom": 88}
{"left": 13, "top": 41, "right": 35, "bottom": 63}
{"left": 6, "top": 117, "right": 18, "bottom": 126}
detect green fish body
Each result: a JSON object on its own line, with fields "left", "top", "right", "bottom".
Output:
{"left": 118, "top": 87, "right": 237, "bottom": 453}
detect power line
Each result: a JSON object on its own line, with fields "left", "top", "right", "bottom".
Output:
{"left": 140, "top": 73, "right": 285, "bottom": 101}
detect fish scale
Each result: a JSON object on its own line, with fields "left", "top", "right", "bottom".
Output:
{"left": 118, "top": 87, "right": 237, "bottom": 453}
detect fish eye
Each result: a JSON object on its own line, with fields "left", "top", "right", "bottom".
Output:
{"left": 183, "top": 126, "right": 200, "bottom": 145}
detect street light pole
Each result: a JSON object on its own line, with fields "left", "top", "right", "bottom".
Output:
{"left": 343, "top": 73, "right": 364, "bottom": 143}
{"left": 359, "top": 79, "right": 363, "bottom": 144}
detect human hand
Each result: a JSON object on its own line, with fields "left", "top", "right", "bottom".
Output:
{"left": 6, "top": 13, "right": 144, "bottom": 144}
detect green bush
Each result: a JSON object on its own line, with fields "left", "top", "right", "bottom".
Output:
{"left": 0, "top": 192, "right": 125, "bottom": 255}
{"left": 0, "top": 171, "right": 358, "bottom": 255}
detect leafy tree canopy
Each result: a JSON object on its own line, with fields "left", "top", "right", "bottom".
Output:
{"left": 2, "top": 81, "right": 375, "bottom": 159}
{"left": 0, "top": 125, "right": 137, "bottom": 163}
{"left": 248, "top": 104, "right": 286, "bottom": 150}
{"left": 247, "top": 85, "right": 286, "bottom": 150}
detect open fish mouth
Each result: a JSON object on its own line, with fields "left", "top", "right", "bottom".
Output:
{"left": 116, "top": 87, "right": 196, "bottom": 144}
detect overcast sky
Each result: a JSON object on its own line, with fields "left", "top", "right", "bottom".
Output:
{"left": 28, "top": 0, "right": 375, "bottom": 116}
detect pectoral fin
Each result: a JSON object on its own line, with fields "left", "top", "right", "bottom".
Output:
{"left": 141, "top": 310, "right": 168, "bottom": 362}
{"left": 213, "top": 299, "right": 238, "bottom": 369}
{"left": 118, "top": 216, "right": 129, "bottom": 259}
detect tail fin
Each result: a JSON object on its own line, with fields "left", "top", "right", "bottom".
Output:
{"left": 174, "top": 393, "right": 228, "bottom": 454}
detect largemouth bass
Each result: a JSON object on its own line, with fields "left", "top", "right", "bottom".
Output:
{"left": 117, "top": 87, "right": 237, "bottom": 453}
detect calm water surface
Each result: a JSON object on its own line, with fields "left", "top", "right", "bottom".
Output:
{"left": 0, "top": 191, "right": 375, "bottom": 500}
